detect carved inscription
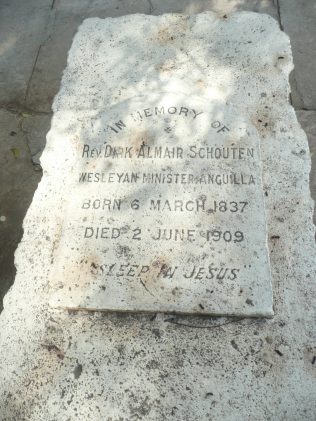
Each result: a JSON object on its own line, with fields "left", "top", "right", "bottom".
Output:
{"left": 50, "top": 95, "right": 273, "bottom": 316}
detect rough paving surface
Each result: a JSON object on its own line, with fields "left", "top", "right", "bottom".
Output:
{"left": 0, "top": 12, "right": 315, "bottom": 420}
{"left": 296, "top": 110, "right": 316, "bottom": 226}
{"left": 0, "top": 110, "right": 42, "bottom": 312}
{"left": 279, "top": 0, "right": 316, "bottom": 110}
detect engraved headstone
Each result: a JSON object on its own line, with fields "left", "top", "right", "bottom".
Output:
{"left": 1, "top": 12, "right": 316, "bottom": 420}
{"left": 49, "top": 94, "right": 273, "bottom": 316}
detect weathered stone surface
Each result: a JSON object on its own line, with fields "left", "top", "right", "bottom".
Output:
{"left": 53, "top": 13, "right": 291, "bottom": 112}
{"left": 1, "top": 12, "right": 316, "bottom": 420}
{"left": 49, "top": 94, "right": 272, "bottom": 316}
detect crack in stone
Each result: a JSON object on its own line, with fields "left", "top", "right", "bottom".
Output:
{"left": 163, "top": 317, "right": 252, "bottom": 329}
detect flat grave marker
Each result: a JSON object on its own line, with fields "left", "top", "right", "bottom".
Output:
{"left": 2, "top": 12, "right": 316, "bottom": 421}
{"left": 50, "top": 93, "right": 273, "bottom": 316}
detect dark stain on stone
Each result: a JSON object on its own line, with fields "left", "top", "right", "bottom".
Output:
{"left": 152, "top": 328, "right": 161, "bottom": 339}
{"left": 231, "top": 339, "right": 239, "bottom": 351}
{"left": 146, "top": 359, "right": 160, "bottom": 369}
{"left": 271, "top": 235, "right": 280, "bottom": 240}
{"left": 73, "top": 362, "right": 83, "bottom": 379}
{"left": 129, "top": 395, "right": 151, "bottom": 418}
{"left": 117, "top": 344, "right": 125, "bottom": 356}
{"left": 205, "top": 392, "right": 214, "bottom": 398}
{"left": 292, "top": 149, "right": 306, "bottom": 157}
{"left": 67, "top": 394, "right": 74, "bottom": 405}
{"left": 43, "top": 344, "right": 64, "bottom": 360}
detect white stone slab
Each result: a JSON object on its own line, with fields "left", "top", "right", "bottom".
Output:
{"left": 1, "top": 12, "right": 316, "bottom": 421}
{"left": 49, "top": 94, "right": 272, "bottom": 316}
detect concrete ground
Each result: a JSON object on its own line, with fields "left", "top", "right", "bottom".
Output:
{"left": 0, "top": 0, "right": 315, "bottom": 311}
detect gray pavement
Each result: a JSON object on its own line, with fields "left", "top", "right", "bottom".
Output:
{"left": 279, "top": 0, "right": 316, "bottom": 110}
{"left": 0, "top": 0, "right": 315, "bottom": 310}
